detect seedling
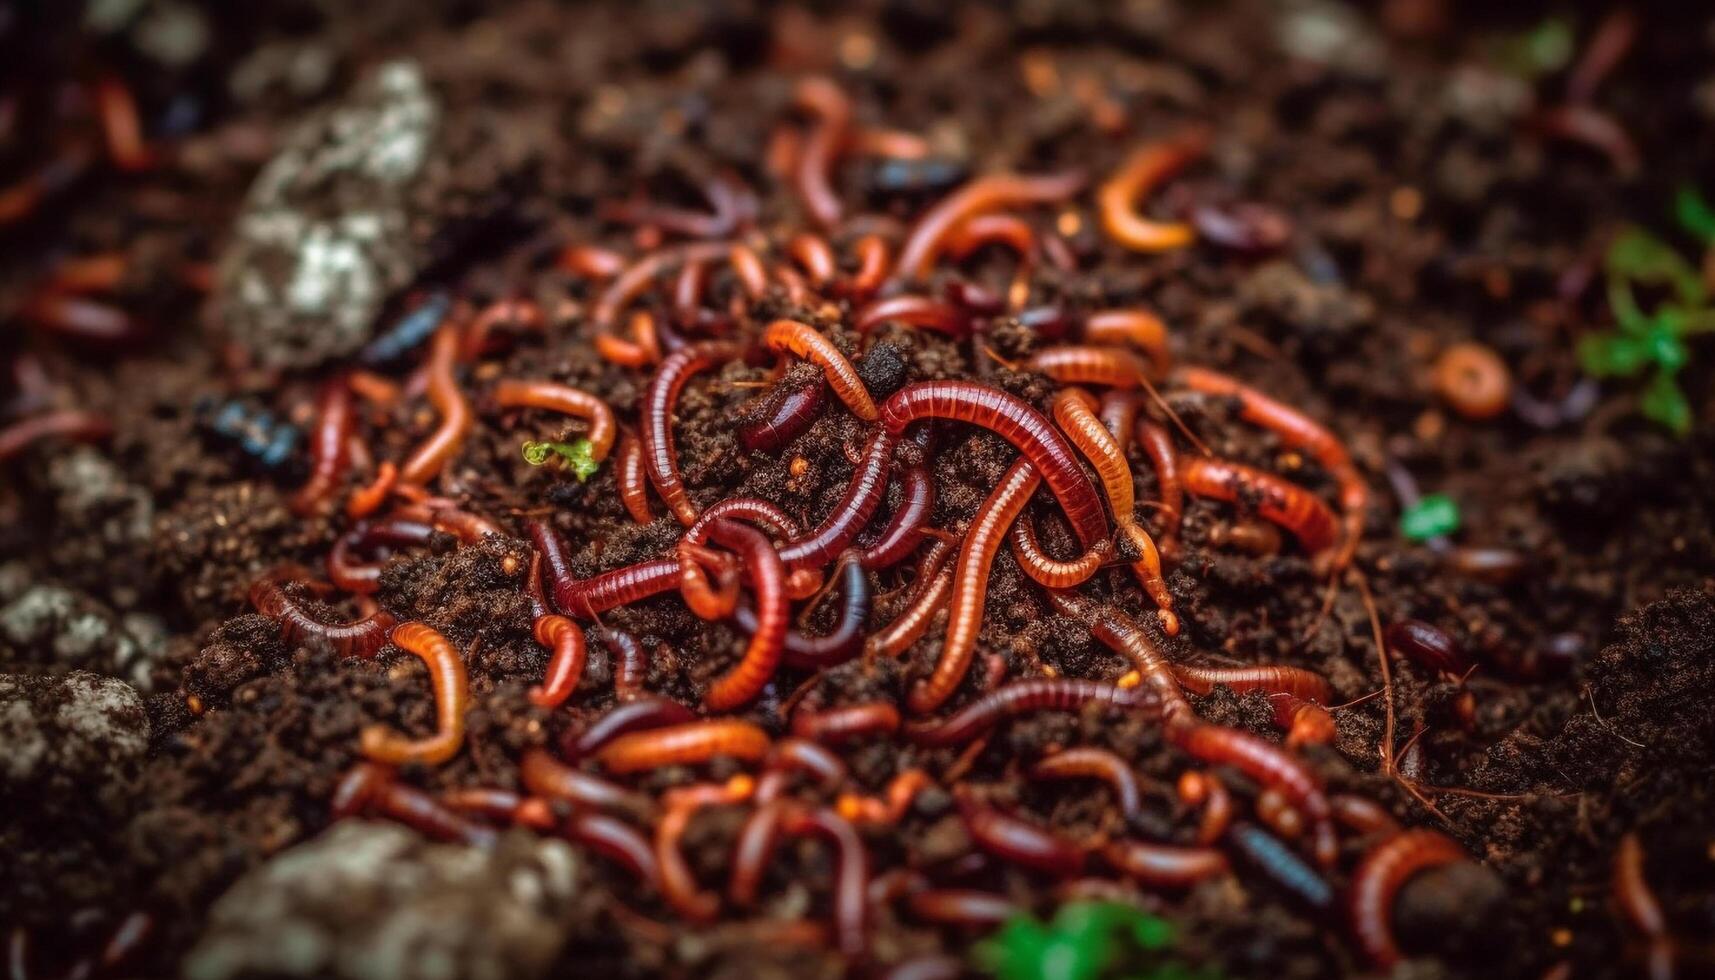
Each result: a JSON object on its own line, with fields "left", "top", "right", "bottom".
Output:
{"left": 974, "top": 901, "right": 1214, "bottom": 980}
{"left": 522, "top": 438, "right": 599, "bottom": 481}
{"left": 1401, "top": 493, "right": 1461, "bottom": 542}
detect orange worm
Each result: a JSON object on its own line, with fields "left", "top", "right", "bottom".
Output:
{"left": 793, "top": 77, "right": 852, "bottom": 228}
{"left": 398, "top": 325, "right": 471, "bottom": 486}
{"left": 762, "top": 319, "right": 878, "bottom": 421}
{"left": 701, "top": 520, "right": 788, "bottom": 711}
{"left": 1084, "top": 309, "right": 1171, "bottom": 371}
{"left": 556, "top": 244, "right": 627, "bottom": 279}
{"left": 1349, "top": 829, "right": 1469, "bottom": 968}
{"left": 1134, "top": 420, "right": 1183, "bottom": 556}
{"left": 1101, "top": 840, "right": 1229, "bottom": 887}
{"left": 728, "top": 243, "right": 770, "bottom": 300}
{"left": 1029, "top": 747, "right": 1143, "bottom": 820}
{"left": 787, "top": 233, "right": 838, "bottom": 285}
{"left": 1180, "top": 456, "right": 1337, "bottom": 555}
{"left": 657, "top": 776, "right": 756, "bottom": 921}
{"left": 894, "top": 171, "right": 1086, "bottom": 282}
{"left": 1433, "top": 342, "right": 1512, "bottom": 420}
{"left": 93, "top": 75, "right": 151, "bottom": 171}
{"left": 848, "top": 127, "right": 931, "bottom": 159}
{"left": 460, "top": 298, "right": 545, "bottom": 361}
{"left": 1007, "top": 518, "right": 1111, "bottom": 588}
{"left": 1276, "top": 695, "right": 1337, "bottom": 747}
{"left": 593, "top": 242, "right": 734, "bottom": 328}
{"left": 845, "top": 234, "right": 891, "bottom": 299}
{"left": 360, "top": 622, "right": 469, "bottom": 766}
{"left": 1170, "top": 664, "right": 1331, "bottom": 706}
{"left": 676, "top": 541, "right": 741, "bottom": 620}
{"left": 492, "top": 378, "right": 616, "bottom": 462}
{"left": 1173, "top": 722, "right": 1336, "bottom": 868}
{"left": 1176, "top": 770, "right": 1234, "bottom": 845}
{"left": 1097, "top": 129, "right": 1208, "bottom": 252}
{"left": 1027, "top": 344, "right": 1153, "bottom": 387}
{"left": 347, "top": 370, "right": 402, "bottom": 409}
{"left": 866, "top": 562, "right": 954, "bottom": 658}
{"left": 615, "top": 432, "right": 654, "bottom": 524}
{"left": 528, "top": 614, "right": 587, "bottom": 710}
{"left": 595, "top": 719, "right": 772, "bottom": 774}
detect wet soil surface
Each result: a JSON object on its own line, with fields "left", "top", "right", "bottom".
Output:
{"left": 3, "top": 1, "right": 1713, "bottom": 978}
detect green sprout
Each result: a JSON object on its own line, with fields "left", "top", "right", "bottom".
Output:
{"left": 973, "top": 902, "right": 1214, "bottom": 980}
{"left": 1576, "top": 188, "right": 1715, "bottom": 435}
{"left": 1492, "top": 17, "right": 1574, "bottom": 79}
{"left": 1400, "top": 494, "right": 1461, "bottom": 542}
{"left": 521, "top": 438, "right": 599, "bottom": 481}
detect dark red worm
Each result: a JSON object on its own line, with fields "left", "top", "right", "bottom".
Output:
{"left": 656, "top": 779, "right": 756, "bottom": 921}
{"left": 595, "top": 719, "right": 772, "bottom": 774}
{"left": 1100, "top": 839, "right": 1228, "bottom": 888}
{"left": 1330, "top": 794, "right": 1401, "bottom": 836}
{"left": 738, "top": 377, "right": 827, "bottom": 454}
{"left": 1385, "top": 619, "right": 1473, "bottom": 675}
{"left": 543, "top": 552, "right": 680, "bottom": 620}
{"left": 564, "top": 697, "right": 697, "bottom": 759}
{"left": 290, "top": 376, "right": 354, "bottom": 516}
{"left": 615, "top": 432, "right": 654, "bottom": 524}
{"left": 564, "top": 812, "right": 661, "bottom": 890}
{"left": 0, "top": 409, "right": 112, "bottom": 462}
{"left": 325, "top": 517, "right": 436, "bottom": 594}
{"left": 331, "top": 762, "right": 392, "bottom": 819}
{"left": 1029, "top": 747, "right": 1144, "bottom": 821}
{"left": 642, "top": 340, "right": 740, "bottom": 524}
{"left": 775, "top": 430, "right": 897, "bottom": 571}
{"left": 728, "top": 800, "right": 787, "bottom": 907}
{"left": 1349, "top": 829, "right": 1468, "bottom": 968}
{"left": 519, "top": 748, "right": 648, "bottom": 813}
{"left": 778, "top": 805, "right": 870, "bottom": 958}
{"left": 1135, "top": 420, "right": 1183, "bottom": 556}
{"left": 1614, "top": 833, "right": 1675, "bottom": 980}
{"left": 854, "top": 294, "right": 972, "bottom": 338}
{"left": 908, "top": 678, "right": 1157, "bottom": 747}
{"left": 250, "top": 577, "right": 396, "bottom": 659}
{"left": 1172, "top": 723, "right": 1337, "bottom": 868}
{"left": 1227, "top": 822, "right": 1333, "bottom": 910}
{"left": 791, "top": 702, "right": 903, "bottom": 744}
{"left": 894, "top": 171, "right": 1085, "bottom": 282}
{"left": 906, "top": 889, "right": 1020, "bottom": 928}
{"left": 605, "top": 627, "right": 651, "bottom": 701}
{"left": 1177, "top": 770, "right": 1234, "bottom": 845}
{"left": 1180, "top": 456, "right": 1337, "bottom": 556}
{"left": 734, "top": 552, "right": 869, "bottom": 668}
{"left": 793, "top": 77, "right": 852, "bottom": 228}
{"left": 700, "top": 520, "right": 787, "bottom": 710}
{"left": 760, "top": 738, "right": 848, "bottom": 796}
{"left": 879, "top": 381, "right": 1107, "bottom": 551}
{"left": 954, "top": 787, "right": 1085, "bottom": 876}
{"left": 528, "top": 614, "right": 587, "bottom": 709}
{"left": 372, "top": 780, "right": 499, "bottom": 847}
{"left": 593, "top": 241, "right": 735, "bottom": 328}
{"left": 859, "top": 465, "right": 935, "bottom": 569}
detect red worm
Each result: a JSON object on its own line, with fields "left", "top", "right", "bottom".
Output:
{"left": 671, "top": 259, "right": 708, "bottom": 326}
{"left": 854, "top": 295, "right": 972, "bottom": 338}
{"left": 1175, "top": 367, "right": 1366, "bottom": 568}
{"left": 907, "top": 677, "right": 1156, "bottom": 746}
{"left": 894, "top": 171, "right": 1085, "bottom": 282}
{"left": 528, "top": 614, "right": 587, "bottom": 709}
{"left": 1330, "top": 794, "right": 1400, "bottom": 836}
{"left": 360, "top": 622, "right": 470, "bottom": 766}
{"left": 945, "top": 212, "right": 1038, "bottom": 265}
{"left": 729, "top": 800, "right": 787, "bottom": 906}
{"left": 615, "top": 432, "right": 654, "bottom": 524}
{"left": 678, "top": 542, "right": 740, "bottom": 620}
{"left": 763, "top": 320, "right": 877, "bottom": 421}
{"left": 910, "top": 458, "right": 1035, "bottom": 712}
{"left": 779, "top": 805, "right": 870, "bottom": 959}
{"left": 1349, "top": 829, "right": 1469, "bottom": 968}
{"left": 593, "top": 242, "right": 734, "bottom": 329}
{"left": 19, "top": 292, "right": 144, "bottom": 345}
{"left": 461, "top": 298, "right": 545, "bottom": 361}
{"left": 438, "top": 786, "right": 528, "bottom": 821}
{"left": 954, "top": 787, "right": 1085, "bottom": 876}
{"left": 533, "top": 516, "right": 680, "bottom": 619}
{"left": 1084, "top": 310, "right": 1171, "bottom": 370}
{"left": 493, "top": 379, "right": 617, "bottom": 463}
{"left": 290, "top": 377, "right": 354, "bottom": 516}
{"left": 788, "top": 233, "right": 838, "bottom": 285}
{"left": 776, "top": 430, "right": 897, "bottom": 570}
{"left": 564, "top": 812, "right": 661, "bottom": 889}
{"left": 557, "top": 244, "right": 627, "bottom": 279}
{"left": 1101, "top": 840, "right": 1229, "bottom": 887}
{"left": 250, "top": 578, "right": 395, "bottom": 659}
{"left": 791, "top": 702, "right": 903, "bottom": 744}
{"left": 594, "top": 310, "right": 659, "bottom": 368}
{"left": 1135, "top": 420, "right": 1183, "bottom": 555}
{"left": 1614, "top": 833, "right": 1675, "bottom": 980}
{"left": 1171, "top": 723, "right": 1336, "bottom": 868}
{"left": 1097, "top": 129, "right": 1208, "bottom": 252}
{"left": 372, "top": 780, "right": 498, "bottom": 847}
{"left": 93, "top": 75, "right": 152, "bottom": 171}
{"left": 1051, "top": 592, "right": 1192, "bottom": 722}
{"left": 1027, "top": 344, "right": 1153, "bottom": 387}
{"left": 642, "top": 340, "right": 739, "bottom": 524}
{"left": 846, "top": 234, "right": 891, "bottom": 299}
{"left": 1177, "top": 770, "right": 1234, "bottom": 845}
{"left": 331, "top": 762, "right": 392, "bottom": 819}
{"left": 399, "top": 325, "right": 472, "bottom": 486}
{"left": 686, "top": 497, "right": 803, "bottom": 544}
{"left": 1029, "top": 747, "right": 1143, "bottom": 820}
{"left": 1008, "top": 517, "right": 1111, "bottom": 587}
{"left": 859, "top": 465, "right": 935, "bottom": 569}
{"left": 738, "top": 377, "right": 827, "bottom": 454}
{"left": 0, "top": 409, "right": 112, "bottom": 462}
{"left": 606, "top": 627, "right": 651, "bottom": 701}
{"left": 519, "top": 748, "right": 652, "bottom": 813}
{"left": 321, "top": 517, "right": 438, "bottom": 594}
{"left": 658, "top": 777, "right": 756, "bottom": 921}
{"left": 1171, "top": 664, "right": 1331, "bottom": 706}
{"left": 1384, "top": 620, "right": 1472, "bottom": 676}
{"left": 699, "top": 520, "right": 787, "bottom": 710}
{"left": 346, "top": 462, "right": 398, "bottom": 519}
{"left": 906, "top": 890, "right": 1019, "bottom": 928}
{"left": 736, "top": 552, "right": 869, "bottom": 668}
{"left": 602, "top": 173, "right": 755, "bottom": 240}
{"left": 564, "top": 697, "right": 697, "bottom": 760}
{"left": 881, "top": 381, "right": 1107, "bottom": 551}
{"left": 595, "top": 719, "right": 772, "bottom": 774}
{"left": 866, "top": 560, "right": 954, "bottom": 658}
{"left": 728, "top": 243, "right": 769, "bottom": 300}
{"left": 1180, "top": 456, "right": 1337, "bottom": 555}
{"left": 792, "top": 77, "right": 852, "bottom": 228}
{"left": 1274, "top": 695, "right": 1337, "bottom": 747}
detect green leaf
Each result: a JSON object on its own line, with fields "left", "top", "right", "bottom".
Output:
{"left": 973, "top": 902, "right": 1202, "bottom": 980}
{"left": 1675, "top": 185, "right": 1715, "bottom": 245}
{"left": 1605, "top": 227, "right": 1705, "bottom": 307}
{"left": 1494, "top": 17, "right": 1574, "bottom": 78}
{"left": 1401, "top": 494, "right": 1461, "bottom": 542}
{"left": 1640, "top": 369, "right": 1693, "bottom": 435}
{"left": 1577, "top": 331, "right": 1651, "bottom": 377}
{"left": 520, "top": 438, "right": 601, "bottom": 481}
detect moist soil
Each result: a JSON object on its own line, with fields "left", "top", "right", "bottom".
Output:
{"left": 3, "top": 1, "right": 1713, "bottom": 978}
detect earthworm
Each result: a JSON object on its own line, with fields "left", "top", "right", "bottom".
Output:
{"left": 729, "top": 800, "right": 787, "bottom": 906}
{"left": 360, "top": 622, "right": 470, "bottom": 766}
{"left": 1029, "top": 747, "right": 1143, "bottom": 820}
{"left": 906, "top": 890, "right": 1019, "bottom": 928}
{"left": 20, "top": 292, "right": 144, "bottom": 344}
{"left": 0, "top": 148, "right": 92, "bottom": 226}
{"left": 1208, "top": 520, "right": 1282, "bottom": 556}
{"left": 657, "top": 777, "right": 756, "bottom": 920}
{"left": 393, "top": 499, "right": 501, "bottom": 541}
{"left": 788, "top": 233, "right": 838, "bottom": 285}
{"left": 607, "top": 628, "right": 651, "bottom": 701}
{"left": 1432, "top": 343, "right": 1511, "bottom": 420}
{"left": 593, "top": 242, "right": 734, "bottom": 328}
{"left": 493, "top": 379, "right": 617, "bottom": 463}
{"left": 791, "top": 702, "right": 903, "bottom": 744}
{"left": 671, "top": 259, "right": 708, "bottom": 326}
{"left": 685, "top": 497, "right": 803, "bottom": 544}
{"left": 1027, "top": 344, "right": 1152, "bottom": 387}
{"left": 1227, "top": 822, "right": 1333, "bottom": 910}
{"left": 677, "top": 542, "right": 740, "bottom": 619}
{"left": 331, "top": 762, "right": 392, "bottom": 819}
{"left": 854, "top": 294, "right": 971, "bottom": 337}
{"left": 0, "top": 410, "right": 112, "bottom": 462}
{"left": 859, "top": 466, "right": 934, "bottom": 569}
{"left": 699, "top": 520, "right": 787, "bottom": 710}
{"left": 324, "top": 518, "right": 432, "bottom": 593}
{"left": 1177, "top": 770, "right": 1234, "bottom": 845}
{"left": 594, "top": 310, "right": 659, "bottom": 368}
{"left": 1084, "top": 309, "right": 1172, "bottom": 369}
{"left": 1097, "top": 129, "right": 1207, "bottom": 252}
{"left": 373, "top": 780, "right": 498, "bottom": 847}
{"left": 738, "top": 377, "right": 827, "bottom": 454}
{"left": 846, "top": 234, "right": 891, "bottom": 299}
{"left": 736, "top": 552, "right": 869, "bottom": 668}
{"left": 1330, "top": 795, "right": 1401, "bottom": 836}
{"left": 775, "top": 431, "right": 898, "bottom": 570}
{"left": 250, "top": 578, "right": 395, "bottom": 659}
{"left": 348, "top": 370, "right": 403, "bottom": 410}
{"left": 564, "top": 812, "right": 661, "bottom": 889}
{"left": 1135, "top": 420, "right": 1183, "bottom": 554}
{"left": 794, "top": 77, "right": 852, "bottom": 228}
{"left": 778, "top": 806, "right": 869, "bottom": 959}
{"left": 1534, "top": 104, "right": 1639, "bottom": 175}
{"left": 615, "top": 432, "right": 654, "bottom": 523}
{"left": 946, "top": 212, "right": 1038, "bottom": 265}
{"left": 88, "top": 74, "right": 149, "bottom": 171}
{"left": 461, "top": 298, "right": 545, "bottom": 361}
{"left": 850, "top": 127, "right": 932, "bottom": 159}
{"left": 557, "top": 244, "right": 627, "bottom": 279}
{"left": 564, "top": 697, "right": 697, "bottom": 760}
{"left": 1008, "top": 517, "right": 1111, "bottom": 587}
{"left": 1172, "top": 723, "right": 1336, "bottom": 867}
{"left": 641, "top": 340, "right": 740, "bottom": 524}
{"left": 908, "top": 458, "right": 1035, "bottom": 711}
{"left": 894, "top": 171, "right": 1085, "bottom": 282}
{"left": 844, "top": 769, "right": 935, "bottom": 826}
{"left": 1614, "top": 832, "right": 1675, "bottom": 980}
{"left": 881, "top": 381, "right": 1107, "bottom": 551}
{"left": 727, "top": 243, "right": 769, "bottom": 299}
{"left": 1052, "top": 592, "right": 1191, "bottom": 721}
{"left": 438, "top": 786, "right": 529, "bottom": 822}
{"left": 399, "top": 325, "right": 472, "bottom": 486}
{"left": 602, "top": 173, "right": 755, "bottom": 240}
{"left": 595, "top": 719, "right": 772, "bottom": 774}
{"left": 1568, "top": 8, "right": 1637, "bottom": 104}
{"left": 1100, "top": 840, "right": 1229, "bottom": 887}
{"left": 908, "top": 677, "right": 1156, "bottom": 746}
{"left": 1349, "top": 829, "right": 1468, "bottom": 968}
{"left": 528, "top": 614, "right": 587, "bottom": 710}
{"left": 954, "top": 787, "right": 1085, "bottom": 876}
{"left": 1384, "top": 619, "right": 1472, "bottom": 675}
{"left": 1174, "top": 367, "right": 1366, "bottom": 568}
{"left": 346, "top": 462, "right": 399, "bottom": 519}
{"left": 1275, "top": 695, "right": 1337, "bottom": 747}
{"left": 1444, "top": 546, "right": 1527, "bottom": 585}
{"left": 1180, "top": 456, "right": 1337, "bottom": 555}
{"left": 866, "top": 561, "right": 955, "bottom": 658}
{"left": 290, "top": 378, "right": 354, "bottom": 516}
{"left": 763, "top": 320, "right": 877, "bottom": 420}
{"left": 530, "top": 521, "right": 679, "bottom": 616}
{"left": 1171, "top": 664, "right": 1331, "bottom": 706}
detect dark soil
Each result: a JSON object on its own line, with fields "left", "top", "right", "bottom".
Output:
{"left": 3, "top": 1, "right": 1713, "bottom": 978}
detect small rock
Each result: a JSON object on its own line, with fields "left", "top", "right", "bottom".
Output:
{"left": 0, "top": 573, "right": 160, "bottom": 690}
{"left": 185, "top": 821, "right": 583, "bottom": 980}
{"left": 0, "top": 671, "right": 148, "bottom": 814}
